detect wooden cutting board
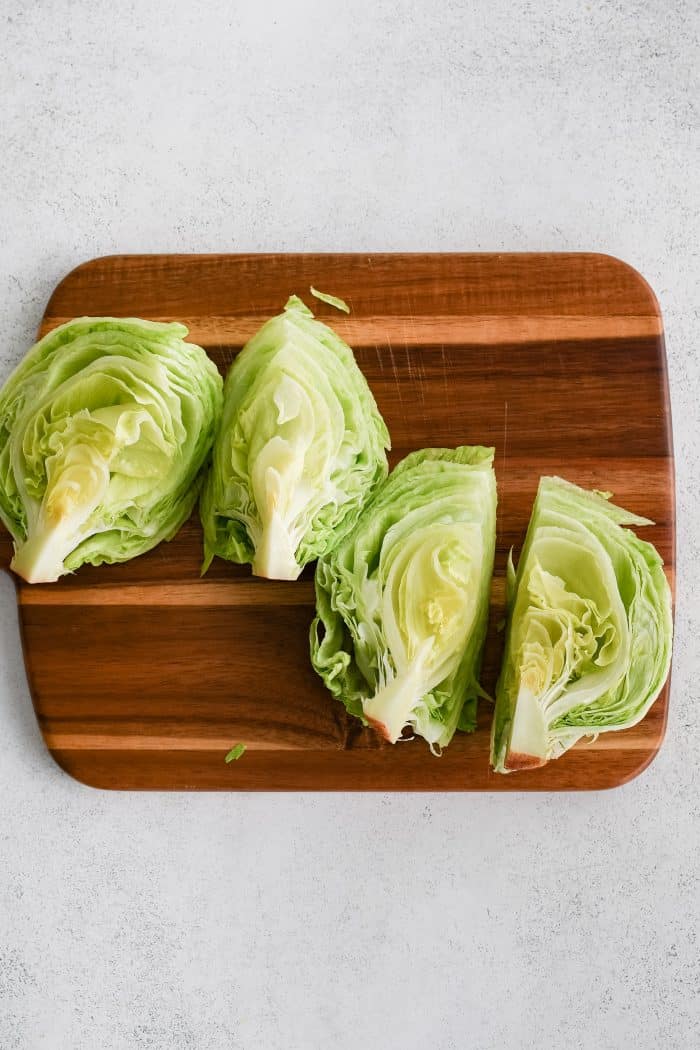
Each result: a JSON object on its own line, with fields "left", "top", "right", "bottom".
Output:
{"left": 0, "top": 253, "right": 674, "bottom": 790}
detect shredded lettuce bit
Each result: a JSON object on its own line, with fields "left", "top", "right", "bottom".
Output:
{"left": 225, "top": 743, "right": 246, "bottom": 763}
{"left": 201, "top": 295, "right": 389, "bottom": 580}
{"left": 310, "top": 287, "right": 350, "bottom": 314}
{"left": 0, "top": 317, "right": 222, "bottom": 583}
{"left": 491, "top": 477, "right": 673, "bottom": 772}
{"left": 311, "top": 447, "right": 497, "bottom": 750}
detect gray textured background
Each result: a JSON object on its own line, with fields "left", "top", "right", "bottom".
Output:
{"left": 1, "top": 2, "right": 698, "bottom": 1047}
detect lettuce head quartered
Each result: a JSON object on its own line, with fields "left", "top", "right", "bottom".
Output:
{"left": 0, "top": 317, "right": 222, "bottom": 583}
{"left": 491, "top": 477, "right": 673, "bottom": 772}
{"left": 200, "top": 295, "right": 390, "bottom": 580}
{"left": 311, "top": 447, "right": 497, "bottom": 750}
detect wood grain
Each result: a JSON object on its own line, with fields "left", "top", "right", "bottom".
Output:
{"left": 0, "top": 253, "right": 674, "bottom": 790}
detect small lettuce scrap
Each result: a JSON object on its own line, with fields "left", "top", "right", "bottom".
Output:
{"left": 201, "top": 295, "right": 389, "bottom": 580}
{"left": 0, "top": 317, "right": 222, "bottom": 583}
{"left": 491, "top": 477, "right": 673, "bottom": 772}
{"left": 310, "top": 287, "right": 350, "bottom": 313}
{"left": 311, "top": 447, "right": 497, "bottom": 750}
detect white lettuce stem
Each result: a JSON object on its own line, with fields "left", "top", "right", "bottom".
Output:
{"left": 11, "top": 520, "right": 80, "bottom": 584}
{"left": 252, "top": 510, "right": 302, "bottom": 581}
{"left": 11, "top": 459, "right": 109, "bottom": 584}
{"left": 362, "top": 649, "right": 431, "bottom": 743}
{"left": 506, "top": 685, "right": 548, "bottom": 766}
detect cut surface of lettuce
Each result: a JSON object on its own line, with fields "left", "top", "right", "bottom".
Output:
{"left": 0, "top": 317, "right": 223, "bottom": 583}
{"left": 311, "top": 447, "right": 497, "bottom": 749}
{"left": 491, "top": 477, "right": 673, "bottom": 773}
{"left": 200, "top": 295, "right": 390, "bottom": 580}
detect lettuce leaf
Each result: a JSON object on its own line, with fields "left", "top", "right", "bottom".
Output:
{"left": 310, "top": 287, "right": 350, "bottom": 313}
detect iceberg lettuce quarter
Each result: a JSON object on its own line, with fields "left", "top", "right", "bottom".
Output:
{"left": 200, "top": 295, "right": 390, "bottom": 580}
{"left": 311, "top": 447, "right": 497, "bottom": 750}
{"left": 0, "top": 317, "right": 223, "bottom": 583}
{"left": 491, "top": 478, "right": 673, "bottom": 773}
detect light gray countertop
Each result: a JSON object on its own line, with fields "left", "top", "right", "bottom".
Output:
{"left": 1, "top": 2, "right": 698, "bottom": 1047}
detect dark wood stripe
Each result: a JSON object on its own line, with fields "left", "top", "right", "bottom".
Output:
{"left": 2, "top": 453, "right": 672, "bottom": 580}
{"left": 45, "top": 253, "right": 660, "bottom": 319}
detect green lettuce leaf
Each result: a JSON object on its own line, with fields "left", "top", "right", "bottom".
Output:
{"left": 311, "top": 447, "right": 497, "bottom": 749}
{"left": 491, "top": 477, "right": 673, "bottom": 772}
{"left": 200, "top": 295, "right": 389, "bottom": 580}
{"left": 0, "top": 317, "right": 222, "bottom": 583}
{"left": 310, "top": 287, "right": 350, "bottom": 314}
{"left": 224, "top": 743, "right": 246, "bottom": 763}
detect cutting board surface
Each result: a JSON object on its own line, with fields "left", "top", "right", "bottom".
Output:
{"left": 0, "top": 253, "right": 674, "bottom": 790}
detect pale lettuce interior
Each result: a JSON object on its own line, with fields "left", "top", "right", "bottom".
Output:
{"left": 311, "top": 446, "right": 497, "bottom": 749}
{"left": 201, "top": 296, "right": 390, "bottom": 581}
{"left": 491, "top": 477, "right": 673, "bottom": 772}
{"left": 0, "top": 318, "right": 222, "bottom": 583}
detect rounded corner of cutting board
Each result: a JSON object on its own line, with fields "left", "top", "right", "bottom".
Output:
{"left": 43, "top": 741, "right": 117, "bottom": 791}
{"left": 584, "top": 252, "right": 663, "bottom": 322}
{"left": 609, "top": 747, "right": 663, "bottom": 790}
{"left": 43, "top": 255, "right": 123, "bottom": 316}
{"left": 608, "top": 682, "right": 671, "bottom": 790}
